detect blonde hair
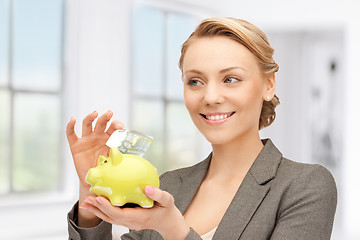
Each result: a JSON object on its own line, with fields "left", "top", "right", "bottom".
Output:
{"left": 179, "top": 17, "right": 280, "bottom": 129}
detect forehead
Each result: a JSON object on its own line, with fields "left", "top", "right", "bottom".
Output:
{"left": 182, "top": 36, "right": 259, "bottom": 73}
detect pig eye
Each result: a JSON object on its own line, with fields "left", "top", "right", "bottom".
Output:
{"left": 104, "top": 160, "right": 108, "bottom": 163}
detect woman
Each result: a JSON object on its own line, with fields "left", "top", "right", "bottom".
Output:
{"left": 67, "top": 17, "right": 337, "bottom": 240}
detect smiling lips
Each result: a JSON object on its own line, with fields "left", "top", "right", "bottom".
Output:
{"left": 200, "top": 112, "right": 235, "bottom": 124}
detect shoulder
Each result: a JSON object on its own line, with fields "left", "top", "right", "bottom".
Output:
{"left": 277, "top": 158, "right": 337, "bottom": 193}
{"left": 264, "top": 157, "right": 338, "bottom": 239}
{"left": 273, "top": 158, "right": 337, "bottom": 215}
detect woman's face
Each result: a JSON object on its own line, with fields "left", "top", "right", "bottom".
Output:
{"left": 182, "top": 36, "right": 274, "bottom": 145}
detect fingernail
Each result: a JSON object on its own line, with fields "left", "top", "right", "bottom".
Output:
{"left": 84, "top": 199, "right": 93, "bottom": 205}
{"left": 96, "top": 197, "right": 102, "bottom": 205}
{"left": 145, "top": 186, "right": 155, "bottom": 195}
{"left": 79, "top": 206, "right": 88, "bottom": 210}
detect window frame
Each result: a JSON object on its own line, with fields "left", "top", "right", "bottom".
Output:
{"left": 0, "top": 0, "right": 74, "bottom": 207}
{"left": 129, "top": 1, "right": 213, "bottom": 174}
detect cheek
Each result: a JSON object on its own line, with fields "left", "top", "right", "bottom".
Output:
{"left": 184, "top": 100, "right": 197, "bottom": 119}
{"left": 242, "top": 93, "right": 263, "bottom": 115}
{"left": 232, "top": 86, "right": 264, "bottom": 117}
{"left": 183, "top": 90, "right": 199, "bottom": 112}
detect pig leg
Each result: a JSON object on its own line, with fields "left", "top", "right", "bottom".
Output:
{"left": 139, "top": 197, "right": 154, "bottom": 208}
{"left": 134, "top": 188, "right": 154, "bottom": 208}
{"left": 110, "top": 194, "right": 127, "bottom": 207}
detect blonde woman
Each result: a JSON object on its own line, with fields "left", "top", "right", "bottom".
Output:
{"left": 67, "top": 17, "right": 337, "bottom": 240}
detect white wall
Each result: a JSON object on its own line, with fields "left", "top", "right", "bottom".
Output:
{"left": 65, "top": 0, "right": 132, "bottom": 126}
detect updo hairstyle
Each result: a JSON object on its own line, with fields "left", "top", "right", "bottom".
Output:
{"left": 179, "top": 17, "right": 280, "bottom": 129}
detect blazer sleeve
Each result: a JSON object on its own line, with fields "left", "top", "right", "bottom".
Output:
{"left": 67, "top": 201, "right": 112, "bottom": 240}
{"left": 270, "top": 164, "right": 337, "bottom": 240}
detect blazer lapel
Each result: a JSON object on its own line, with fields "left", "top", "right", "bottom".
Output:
{"left": 175, "top": 154, "right": 212, "bottom": 215}
{"left": 213, "top": 139, "right": 282, "bottom": 239}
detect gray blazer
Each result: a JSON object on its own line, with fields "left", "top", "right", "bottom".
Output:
{"left": 68, "top": 139, "right": 337, "bottom": 240}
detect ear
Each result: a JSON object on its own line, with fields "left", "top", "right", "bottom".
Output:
{"left": 263, "top": 73, "right": 276, "bottom": 101}
{"left": 109, "top": 147, "right": 124, "bottom": 166}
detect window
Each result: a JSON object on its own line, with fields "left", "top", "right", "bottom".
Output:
{"left": 131, "top": 4, "right": 207, "bottom": 174}
{"left": 0, "top": 0, "right": 64, "bottom": 196}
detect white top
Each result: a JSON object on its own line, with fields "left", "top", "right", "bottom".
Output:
{"left": 201, "top": 227, "right": 217, "bottom": 240}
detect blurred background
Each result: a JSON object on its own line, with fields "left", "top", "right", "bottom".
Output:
{"left": 0, "top": 0, "right": 359, "bottom": 239}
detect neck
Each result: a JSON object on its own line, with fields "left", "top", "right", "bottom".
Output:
{"left": 206, "top": 133, "right": 264, "bottom": 182}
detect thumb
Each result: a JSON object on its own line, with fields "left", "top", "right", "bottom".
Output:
{"left": 145, "top": 186, "right": 174, "bottom": 208}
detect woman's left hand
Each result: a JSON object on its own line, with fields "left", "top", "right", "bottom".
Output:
{"left": 80, "top": 186, "right": 190, "bottom": 240}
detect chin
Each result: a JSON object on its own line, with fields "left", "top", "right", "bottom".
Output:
{"left": 201, "top": 130, "right": 236, "bottom": 146}
{"left": 199, "top": 124, "right": 259, "bottom": 147}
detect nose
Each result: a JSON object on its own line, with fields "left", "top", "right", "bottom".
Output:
{"left": 202, "top": 82, "right": 224, "bottom": 105}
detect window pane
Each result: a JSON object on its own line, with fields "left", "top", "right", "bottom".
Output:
{"left": 132, "top": 6, "right": 165, "bottom": 97}
{"left": 131, "top": 99, "right": 165, "bottom": 173}
{"left": 0, "top": 90, "right": 10, "bottom": 194}
{"left": 0, "top": 0, "right": 9, "bottom": 86}
{"left": 166, "top": 13, "right": 197, "bottom": 100}
{"left": 166, "top": 102, "right": 198, "bottom": 171}
{"left": 12, "top": 0, "right": 62, "bottom": 91}
{"left": 12, "top": 93, "right": 61, "bottom": 192}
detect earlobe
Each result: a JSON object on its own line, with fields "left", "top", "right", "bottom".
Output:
{"left": 263, "top": 74, "right": 276, "bottom": 101}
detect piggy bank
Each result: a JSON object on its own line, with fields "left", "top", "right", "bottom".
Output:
{"left": 85, "top": 147, "right": 159, "bottom": 208}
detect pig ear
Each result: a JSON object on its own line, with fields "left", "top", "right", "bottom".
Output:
{"left": 109, "top": 147, "right": 124, "bottom": 165}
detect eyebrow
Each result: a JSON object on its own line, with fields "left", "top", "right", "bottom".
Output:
{"left": 184, "top": 66, "right": 247, "bottom": 75}
{"left": 219, "top": 66, "right": 247, "bottom": 73}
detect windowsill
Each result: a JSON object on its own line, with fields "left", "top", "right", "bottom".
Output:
{"left": 0, "top": 188, "right": 75, "bottom": 207}
{"left": 0, "top": 176, "right": 78, "bottom": 238}
{"left": 0, "top": 192, "right": 77, "bottom": 239}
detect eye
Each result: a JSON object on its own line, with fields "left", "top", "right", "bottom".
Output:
{"left": 187, "top": 79, "right": 202, "bottom": 87}
{"left": 224, "top": 77, "right": 240, "bottom": 84}
{"left": 104, "top": 160, "right": 108, "bottom": 163}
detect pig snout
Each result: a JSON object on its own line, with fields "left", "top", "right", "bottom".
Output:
{"left": 85, "top": 167, "right": 103, "bottom": 185}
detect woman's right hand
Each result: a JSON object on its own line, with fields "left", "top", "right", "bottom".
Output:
{"left": 66, "top": 110, "right": 124, "bottom": 188}
{"left": 66, "top": 110, "right": 124, "bottom": 227}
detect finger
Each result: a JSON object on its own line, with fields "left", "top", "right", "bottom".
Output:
{"left": 94, "top": 110, "right": 113, "bottom": 133}
{"left": 145, "top": 186, "right": 174, "bottom": 208}
{"left": 85, "top": 205, "right": 113, "bottom": 224}
{"left": 92, "top": 196, "right": 118, "bottom": 220}
{"left": 66, "top": 117, "right": 78, "bottom": 145}
{"left": 82, "top": 111, "right": 98, "bottom": 137}
{"left": 89, "top": 196, "right": 146, "bottom": 230}
{"left": 81, "top": 197, "right": 114, "bottom": 223}
{"left": 106, "top": 120, "right": 124, "bottom": 136}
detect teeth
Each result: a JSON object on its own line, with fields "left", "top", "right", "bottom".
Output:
{"left": 205, "top": 113, "right": 232, "bottom": 121}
